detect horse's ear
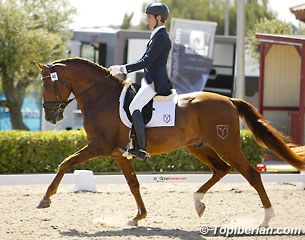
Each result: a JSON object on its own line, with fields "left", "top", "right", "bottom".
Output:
{"left": 34, "top": 61, "right": 48, "bottom": 72}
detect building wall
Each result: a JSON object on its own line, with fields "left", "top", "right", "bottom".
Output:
{"left": 263, "top": 44, "right": 301, "bottom": 138}
{"left": 264, "top": 45, "right": 301, "bottom": 107}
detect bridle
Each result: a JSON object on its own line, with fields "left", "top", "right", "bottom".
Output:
{"left": 41, "top": 63, "right": 75, "bottom": 118}
{"left": 41, "top": 63, "right": 112, "bottom": 119}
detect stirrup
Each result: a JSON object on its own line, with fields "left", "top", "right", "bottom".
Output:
{"left": 119, "top": 141, "right": 134, "bottom": 160}
{"left": 119, "top": 147, "right": 134, "bottom": 160}
{"left": 119, "top": 146, "right": 151, "bottom": 161}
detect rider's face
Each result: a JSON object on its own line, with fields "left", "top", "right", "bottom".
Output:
{"left": 147, "top": 14, "right": 159, "bottom": 30}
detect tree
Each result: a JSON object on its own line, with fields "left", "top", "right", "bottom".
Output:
{"left": 246, "top": 18, "right": 292, "bottom": 61}
{"left": 0, "top": 0, "right": 75, "bottom": 130}
{"left": 121, "top": 13, "right": 134, "bottom": 29}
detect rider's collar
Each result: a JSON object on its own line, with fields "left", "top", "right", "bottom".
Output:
{"left": 150, "top": 25, "right": 165, "bottom": 40}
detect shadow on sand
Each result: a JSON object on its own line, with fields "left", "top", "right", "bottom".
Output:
{"left": 60, "top": 226, "right": 305, "bottom": 239}
{"left": 60, "top": 226, "right": 205, "bottom": 240}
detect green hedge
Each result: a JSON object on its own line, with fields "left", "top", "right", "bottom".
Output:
{"left": 0, "top": 129, "right": 265, "bottom": 174}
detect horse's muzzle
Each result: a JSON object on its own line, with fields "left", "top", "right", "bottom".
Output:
{"left": 44, "top": 110, "right": 64, "bottom": 124}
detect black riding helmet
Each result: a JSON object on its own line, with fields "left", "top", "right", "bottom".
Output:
{"left": 145, "top": 3, "right": 169, "bottom": 22}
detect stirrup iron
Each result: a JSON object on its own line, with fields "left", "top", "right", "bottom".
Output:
{"left": 119, "top": 145, "right": 150, "bottom": 161}
{"left": 120, "top": 141, "right": 134, "bottom": 160}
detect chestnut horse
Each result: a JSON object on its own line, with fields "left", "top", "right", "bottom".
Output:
{"left": 36, "top": 58, "right": 305, "bottom": 227}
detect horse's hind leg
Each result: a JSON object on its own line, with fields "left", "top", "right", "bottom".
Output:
{"left": 220, "top": 151, "right": 274, "bottom": 227}
{"left": 188, "top": 145, "right": 232, "bottom": 217}
{"left": 37, "top": 144, "right": 101, "bottom": 208}
{"left": 115, "top": 157, "right": 147, "bottom": 226}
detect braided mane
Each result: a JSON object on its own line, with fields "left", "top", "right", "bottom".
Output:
{"left": 54, "top": 57, "right": 111, "bottom": 76}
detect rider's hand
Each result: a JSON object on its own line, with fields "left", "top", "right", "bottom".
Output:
{"left": 109, "top": 65, "right": 127, "bottom": 75}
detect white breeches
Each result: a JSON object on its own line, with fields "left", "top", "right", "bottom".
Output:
{"left": 129, "top": 79, "right": 157, "bottom": 114}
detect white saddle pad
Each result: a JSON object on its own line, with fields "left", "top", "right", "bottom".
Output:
{"left": 119, "top": 86, "right": 178, "bottom": 128}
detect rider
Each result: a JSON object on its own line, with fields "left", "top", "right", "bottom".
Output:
{"left": 109, "top": 2, "right": 172, "bottom": 160}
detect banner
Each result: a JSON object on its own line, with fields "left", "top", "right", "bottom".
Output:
{"left": 169, "top": 18, "right": 217, "bottom": 94}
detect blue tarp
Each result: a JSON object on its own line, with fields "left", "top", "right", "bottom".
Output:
{"left": 0, "top": 93, "right": 41, "bottom": 130}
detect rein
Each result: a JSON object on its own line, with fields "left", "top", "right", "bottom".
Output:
{"left": 42, "top": 63, "right": 112, "bottom": 116}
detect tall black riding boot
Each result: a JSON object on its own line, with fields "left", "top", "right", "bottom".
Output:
{"left": 131, "top": 110, "right": 146, "bottom": 151}
{"left": 119, "top": 110, "right": 150, "bottom": 160}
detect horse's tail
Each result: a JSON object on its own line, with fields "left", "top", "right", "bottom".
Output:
{"left": 230, "top": 98, "right": 305, "bottom": 171}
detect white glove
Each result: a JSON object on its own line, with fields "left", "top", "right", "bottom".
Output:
{"left": 109, "top": 65, "right": 127, "bottom": 75}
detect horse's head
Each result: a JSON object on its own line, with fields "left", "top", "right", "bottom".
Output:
{"left": 35, "top": 61, "right": 72, "bottom": 124}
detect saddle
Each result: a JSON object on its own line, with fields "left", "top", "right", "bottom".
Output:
{"left": 123, "top": 83, "right": 153, "bottom": 124}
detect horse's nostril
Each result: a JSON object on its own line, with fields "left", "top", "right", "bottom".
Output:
{"left": 45, "top": 115, "right": 57, "bottom": 124}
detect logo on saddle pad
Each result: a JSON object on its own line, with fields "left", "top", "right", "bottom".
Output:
{"left": 119, "top": 83, "right": 178, "bottom": 128}
{"left": 217, "top": 124, "right": 229, "bottom": 139}
{"left": 163, "top": 114, "right": 171, "bottom": 123}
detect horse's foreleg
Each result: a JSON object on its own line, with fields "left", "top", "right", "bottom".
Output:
{"left": 37, "top": 144, "right": 101, "bottom": 208}
{"left": 188, "top": 145, "right": 232, "bottom": 217}
{"left": 115, "top": 157, "right": 147, "bottom": 226}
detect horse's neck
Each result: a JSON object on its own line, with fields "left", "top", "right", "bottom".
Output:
{"left": 70, "top": 72, "right": 121, "bottom": 112}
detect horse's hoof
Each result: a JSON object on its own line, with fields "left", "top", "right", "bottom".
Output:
{"left": 259, "top": 207, "right": 275, "bottom": 228}
{"left": 195, "top": 202, "right": 206, "bottom": 217}
{"left": 37, "top": 198, "right": 51, "bottom": 208}
{"left": 193, "top": 192, "right": 205, "bottom": 217}
{"left": 259, "top": 222, "right": 269, "bottom": 228}
{"left": 127, "top": 219, "right": 138, "bottom": 226}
